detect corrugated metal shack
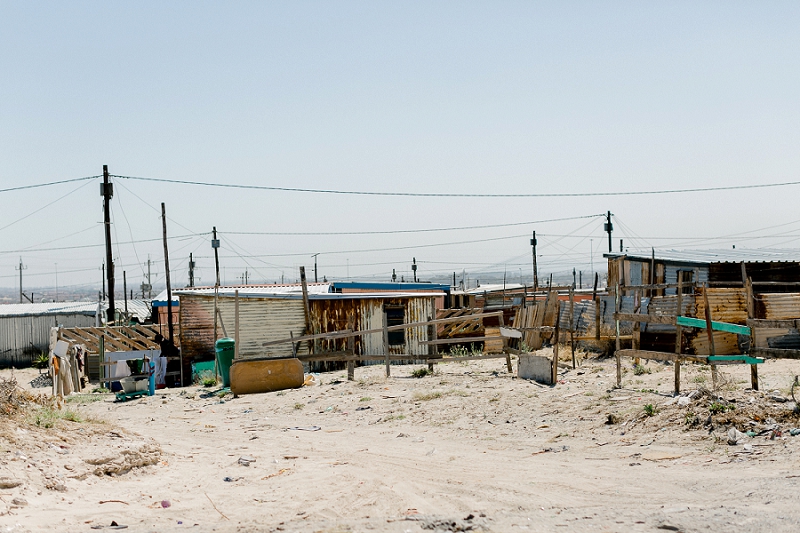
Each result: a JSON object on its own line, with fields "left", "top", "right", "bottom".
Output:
{"left": 603, "top": 251, "right": 800, "bottom": 354}
{"left": 0, "top": 302, "right": 100, "bottom": 366}
{"left": 606, "top": 252, "right": 709, "bottom": 294}
{"left": 175, "top": 284, "right": 440, "bottom": 379}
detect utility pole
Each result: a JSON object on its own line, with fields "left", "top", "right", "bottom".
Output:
{"left": 102, "top": 165, "right": 115, "bottom": 324}
{"left": 530, "top": 231, "right": 538, "bottom": 291}
{"left": 605, "top": 211, "right": 613, "bottom": 253}
{"left": 102, "top": 264, "right": 106, "bottom": 300}
{"left": 212, "top": 227, "right": 220, "bottom": 345}
{"left": 161, "top": 203, "right": 174, "bottom": 342}
{"left": 188, "top": 253, "right": 195, "bottom": 287}
{"left": 212, "top": 227, "right": 220, "bottom": 286}
{"left": 412, "top": 257, "right": 418, "bottom": 282}
{"left": 16, "top": 258, "right": 26, "bottom": 303}
{"left": 140, "top": 257, "right": 152, "bottom": 298}
{"left": 572, "top": 268, "right": 576, "bottom": 289}
{"left": 123, "top": 271, "right": 128, "bottom": 322}
{"left": 312, "top": 253, "right": 319, "bottom": 283}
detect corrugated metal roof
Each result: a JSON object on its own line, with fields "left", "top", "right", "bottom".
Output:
{"left": 604, "top": 249, "right": 800, "bottom": 265}
{"left": 0, "top": 301, "right": 100, "bottom": 318}
{"left": 168, "top": 283, "right": 332, "bottom": 300}
{"left": 117, "top": 299, "right": 152, "bottom": 321}
{"left": 459, "top": 283, "right": 527, "bottom": 295}
{"left": 174, "top": 288, "right": 441, "bottom": 300}
{"left": 332, "top": 281, "right": 450, "bottom": 292}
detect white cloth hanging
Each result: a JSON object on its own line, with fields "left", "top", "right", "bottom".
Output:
{"left": 112, "top": 360, "right": 132, "bottom": 379}
{"left": 154, "top": 356, "right": 168, "bottom": 385}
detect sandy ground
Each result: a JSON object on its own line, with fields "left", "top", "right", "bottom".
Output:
{"left": 2, "top": 351, "right": 800, "bottom": 533}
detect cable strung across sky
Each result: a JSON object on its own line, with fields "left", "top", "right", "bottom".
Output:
{"left": 224, "top": 214, "right": 605, "bottom": 236}
{"left": 113, "top": 174, "right": 800, "bottom": 198}
{"left": 0, "top": 176, "right": 99, "bottom": 193}
{"left": 3, "top": 174, "right": 800, "bottom": 198}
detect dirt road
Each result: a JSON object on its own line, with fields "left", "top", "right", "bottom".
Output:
{"left": 3, "top": 353, "right": 800, "bottom": 532}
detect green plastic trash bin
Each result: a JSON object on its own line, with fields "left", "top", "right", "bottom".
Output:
{"left": 215, "top": 338, "right": 236, "bottom": 387}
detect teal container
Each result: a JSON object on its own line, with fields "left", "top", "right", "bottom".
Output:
{"left": 215, "top": 338, "right": 236, "bottom": 387}
{"left": 192, "top": 360, "right": 216, "bottom": 383}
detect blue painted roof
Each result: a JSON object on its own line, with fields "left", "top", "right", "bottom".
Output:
{"left": 331, "top": 281, "right": 450, "bottom": 292}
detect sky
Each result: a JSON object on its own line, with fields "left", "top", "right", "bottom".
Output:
{"left": 1, "top": 2, "right": 800, "bottom": 297}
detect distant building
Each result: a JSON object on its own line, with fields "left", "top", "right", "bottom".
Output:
{"left": 0, "top": 302, "right": 101, "bottom": 366}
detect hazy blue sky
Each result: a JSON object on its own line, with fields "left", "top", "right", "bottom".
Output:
{"left": 1, "top": 2, "right": 799, "bottom": 295}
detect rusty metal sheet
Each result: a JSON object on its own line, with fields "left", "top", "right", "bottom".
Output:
{"left": 759, "top": 293, "right": 800, "bottom": 320}
{"left": 694, "top": 288, "right": 747, "bottom": 324}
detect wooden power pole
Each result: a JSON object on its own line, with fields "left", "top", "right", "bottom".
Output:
{"left": 102, "top": 165, "right": 115, "bottom": 324}
{"left": 530, "top": 231, "right": 538, "bottom": 291}
{"left": 161, "top": 203, "right": 174, "bottom": 342}
{"left": 188, "top": 253, "right": 195, "bottom": 287}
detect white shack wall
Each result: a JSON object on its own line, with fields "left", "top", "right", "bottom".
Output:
{"left": 359, "top": 300, "right": 385, "bottom": 356}
{"left": 0, "top": 314, "right": 96, "bottom": 366}
{"left": 358, "top": 297, "right": 435, "bottom": 357}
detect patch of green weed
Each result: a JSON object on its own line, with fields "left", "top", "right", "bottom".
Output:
{"left": 413, "top": 391, "right": 443, "bottom": 401}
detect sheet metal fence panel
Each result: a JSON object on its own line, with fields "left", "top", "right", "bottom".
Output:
{"left": 557, "top": 295, "right": 643, "bottom": 336}
{"left": 646, "top": 295, "right": 695, "bottom": 333}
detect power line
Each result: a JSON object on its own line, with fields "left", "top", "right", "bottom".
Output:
{"left": 0, "top": 176, "right": 99, "bottom": 194}
{"left": 0, "top": 178, "right": 96, "bottom": 234}
{"left": 0, "top": 232, "right": 209, "bottom": 255}
{"left": 114, "top": 174, "right": 800, "bottom": 198}
{"left": 223, "top": 214, "right": 605, "bottom": 236}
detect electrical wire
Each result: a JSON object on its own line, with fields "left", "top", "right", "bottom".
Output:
{"left": 211, "top": 231, "right": 532, "bottom": 259}
{"left": 11, "top": 225, "right": 98, "bottom": 253}
{"left": 114, "top": 187, "right": 146, "bottom": 277}
{"left": 113, "top": 174, "right": 800, "bottom": 198}
{"left": 0, "top": 178, "right": 96, "bottom": 233}
{"left": 0, "top": 176, "right": 100, "bottom": 194}
{"left": 0, "top": 232, "right": 209, "bottom": 255}
{"left": 114, "top": 181, "right": 200, "bottom": 236}
{"left": 224, "top": 214, "right": 605, "bottom": 236}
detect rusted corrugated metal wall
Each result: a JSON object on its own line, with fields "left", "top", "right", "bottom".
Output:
{"left": 758, "top": 293, "right": 800, "bottom": 320}
{"left": 179, "top": 294, "right": 305, "bottom": 362}
{"left": 309, "top": 299, "right": 363, "bottom": 354}
{"left": 640, "top": 288, "right": 745, "bottom": 355}
{"left": 0, "top": 314, "right": 96, "bottom": 367}
{"left": 694, "top": 288, "right": 748, "bottom": 324}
